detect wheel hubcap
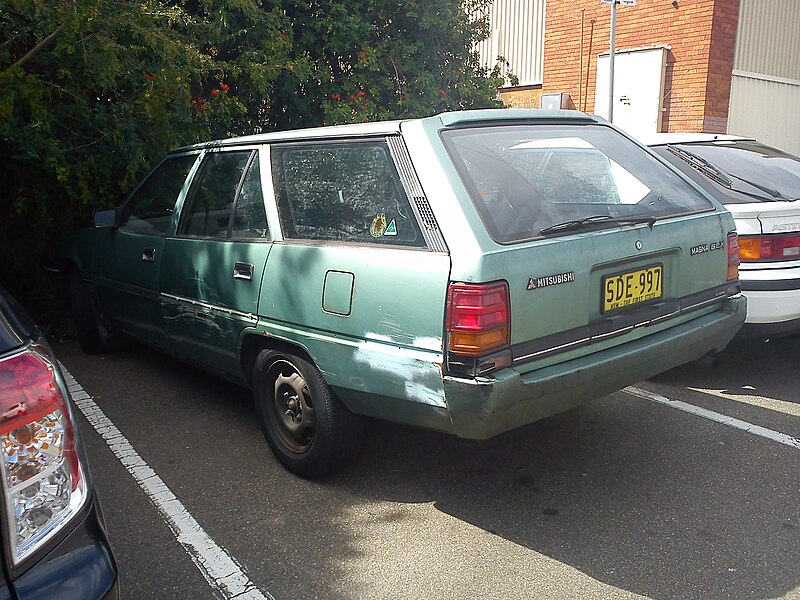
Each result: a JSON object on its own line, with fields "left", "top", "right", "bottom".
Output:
{"left": 270, "top": 364, "right": 315, "bottom": 453}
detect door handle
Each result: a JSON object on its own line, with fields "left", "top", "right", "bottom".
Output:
{"left": 233, "top": 262, "right": 254, "bottom": 281}
{"left": 142, "top": 248, "right": 156, "bottom": 262}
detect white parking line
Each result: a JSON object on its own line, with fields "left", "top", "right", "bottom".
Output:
{"left": 60, "top": 365, "right": 274, "bottom": 600}
{"left": 625, "top": 386, "right": 800, "bottom": 451}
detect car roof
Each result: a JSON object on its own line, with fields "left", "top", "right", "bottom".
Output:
{"left": 638, "top": 132, "right": 753, "bottom": 147}
{"left": 173, "top": 109, "right": 602, "bottom": 152}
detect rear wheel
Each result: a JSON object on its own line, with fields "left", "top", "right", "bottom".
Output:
{"left": 67, "top": 269, "right": 114, "bottom": 354}
{"left": 253, "top": 349, "right": 364, "bottom": 478}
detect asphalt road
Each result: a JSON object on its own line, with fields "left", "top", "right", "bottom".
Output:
{"left": 54, "top": 334, "right": 800, "bottom": 600}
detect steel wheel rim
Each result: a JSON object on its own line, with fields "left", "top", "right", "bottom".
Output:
{"left": 266, "top": 359, "right": 315, "bottom": 454}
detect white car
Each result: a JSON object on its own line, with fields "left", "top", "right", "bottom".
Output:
{"left": 643, "top": 133, "right": 800, "bottom": 337}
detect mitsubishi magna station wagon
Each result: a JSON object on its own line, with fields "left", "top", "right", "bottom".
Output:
{"left": 61, "top": 109, "right": 746, "bottom": 477}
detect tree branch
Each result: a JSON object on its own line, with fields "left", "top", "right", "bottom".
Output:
{"left": 8, "top": 22, "right": 67, "bottom": 71}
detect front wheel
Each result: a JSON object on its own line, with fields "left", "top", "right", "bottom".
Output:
{"left": 253, "top": 349, "right": 364, "bottom": 478}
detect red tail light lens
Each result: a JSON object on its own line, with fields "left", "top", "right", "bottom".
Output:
{"left": 727, "top": 232, "right": 740, "bottom": 281}
{"left": 738, "top": 233, "right": 800, "bottom": 261}
{"left": 446, "top": 282, "right": 510, "bottom": 356}
{"left": 0, "top": 347, "right": 86, "bottom": 564}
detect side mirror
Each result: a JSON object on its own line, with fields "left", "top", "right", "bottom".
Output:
{"left": 93, "top": 208, "right": 120, "bottom": 228}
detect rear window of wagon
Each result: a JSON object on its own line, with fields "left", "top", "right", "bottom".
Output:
{"left": 441, "top": 124, "right": 714, "bottom": 244}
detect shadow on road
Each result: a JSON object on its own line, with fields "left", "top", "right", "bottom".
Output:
{"left": 340, "top": 395, "right": 798, "bottom": 600}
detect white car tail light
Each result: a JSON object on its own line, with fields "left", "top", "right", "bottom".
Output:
{"left": 0, "top": 345, "right": 87, "bottom": 564}
{"left": 738, "top": 233, "right": 800, "bottom": 261}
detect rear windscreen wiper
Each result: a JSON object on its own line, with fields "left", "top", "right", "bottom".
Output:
{"left": 666, "top": 145, "right": 791, "bottom": 202}
{"left": 666, "top": 145, "right": 731, "bottom": 187}
{"left": 539, "top": 214, "right": 656, "bottom": 236}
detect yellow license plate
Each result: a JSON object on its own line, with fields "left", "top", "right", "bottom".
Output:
{"left": 602, "top": 265, "right": 663, "bottom": 312}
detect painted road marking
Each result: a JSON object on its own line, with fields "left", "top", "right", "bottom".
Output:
{"left": 61, "top": 365, "right": 274, "bottom": 600}
{"left": 625, "top": 386, "right": 800, "bottom": 451}
{"left": 685, "top": 386, "right": 800, "bottom": 419}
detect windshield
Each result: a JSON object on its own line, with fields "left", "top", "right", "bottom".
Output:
{"left": 441, "top": 124, "right": 713, "bottom": 243}
{"left": 668, "top": 141, "right": 800, "bottom": 203}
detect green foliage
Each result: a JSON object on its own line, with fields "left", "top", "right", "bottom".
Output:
{"left": 0, "top": 0, "right": 511, "bottom": 321}
{"left": 270, "top": 0, "right": 508, "bottom": 129}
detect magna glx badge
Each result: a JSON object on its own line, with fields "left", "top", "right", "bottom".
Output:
{"left": 691, "top": 240, "right": 725, "bottom": 256}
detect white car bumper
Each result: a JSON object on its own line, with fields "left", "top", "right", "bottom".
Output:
{"left": 739, "top": 262, "right": 800, "bottom": 336}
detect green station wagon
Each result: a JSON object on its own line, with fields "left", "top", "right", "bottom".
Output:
{"left": 61, "top": 109, "right": 746, "bottom": 477}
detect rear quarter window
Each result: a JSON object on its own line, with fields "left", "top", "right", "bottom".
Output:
{"left": 271, "top": 140, "right": 425, "bottom": 247}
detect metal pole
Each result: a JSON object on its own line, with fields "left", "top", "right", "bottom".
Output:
{"left": 608, "top": 0, "right": 616, "bottom": 123}
{"left": 579, "top": 9, "right": 585, "bottom": 111}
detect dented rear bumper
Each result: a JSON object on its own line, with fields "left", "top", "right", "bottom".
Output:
{"left": 443, "top": 296, "right": 746, "bottom": 440}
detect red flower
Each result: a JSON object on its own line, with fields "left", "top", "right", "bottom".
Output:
{"left": 358, "top": 49, "right": 367, "bottom": 62}
{"left": 192, "top": 96, "right": 208, "bottom": 112}
{"left": 330, "top": 94, "right": 341, "bottom": 101}
{"left": 210, "top": 89, "right": 219, "bottom": 96}
{"left": 220, "top": 83, "right": 229, "bottom": 91}
{"left": 144, "top": 74, "right": 156, "bottom": 81}
{"left": 435, "top": 87, "right": 446, "bottom": 96}
{"left": 358, "top": 91, "right": 366, "bottom": 98}
{"left": 349, "top": 95, "right": 357, "bottom": 102}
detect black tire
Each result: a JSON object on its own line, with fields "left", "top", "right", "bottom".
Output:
{"left": 67, "top": 269, "right": 114, "bottom": 354}
{"left": 253, "top": 349, "right": 364, "bottom": 478}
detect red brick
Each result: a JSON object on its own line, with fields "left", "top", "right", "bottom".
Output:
{"left": 541, "top": 0, "right": 740, "bottom": 131}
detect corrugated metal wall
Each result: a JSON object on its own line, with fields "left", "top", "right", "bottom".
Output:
{"left": 475, "top": 0, "right": 546, "bottom": 86}
{"left": 733, "top": 0, "right": 800, "bottom": 80}
{"left": 728, "top": 0, "right": 800, "bottom": 155}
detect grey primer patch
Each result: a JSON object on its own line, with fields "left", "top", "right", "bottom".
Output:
{"left": 690, "top": 240, "right": 725, "bottom": 256}
{"left": 527, "top": 271, "right": 576, "bottom": 291}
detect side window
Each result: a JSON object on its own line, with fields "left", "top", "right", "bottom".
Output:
{"left": 271, "top": 140, "right": 425, "bottom": 246}
{"left": 178, "top": 151, "right": 252, "bottom": 238}
{"left": 230, "top": 153, "right": 269, "bottom": 240}
{"left": 120, "top": 154, "right": 198, "bottom": 235}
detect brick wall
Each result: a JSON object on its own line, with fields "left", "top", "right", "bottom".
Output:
{"left": 542, "top": 0, "right": 740, "bottom": 132}
{"left": 498, "top": 86, "right": 544, "bottom": 108}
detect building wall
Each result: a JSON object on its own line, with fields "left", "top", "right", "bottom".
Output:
{"left": 498, "top": 85, "right": 543, "bottom": 108}
{"left": 727, "top": 0, "right": 800, "bottom": 154}
{"left": 541, "top": 0, "right": 740, "bottom": 133}
{"left": 733, "top": 0, "right": 800, "bottom": 80}
{"left": 476, "top": 0, "right": 546, "bottom": 86}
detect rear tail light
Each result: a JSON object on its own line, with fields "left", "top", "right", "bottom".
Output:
{"left": 446, "top": 281, "right": 510, "bottom": 356}
{"left": 738, "top": 233, "right": 800, "bottom": 261}
{"left": 0, "top": 346, "right": 86, "bottom": 564}
{"left": 727, "top": 232, "right": 740, "bottom": 281}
